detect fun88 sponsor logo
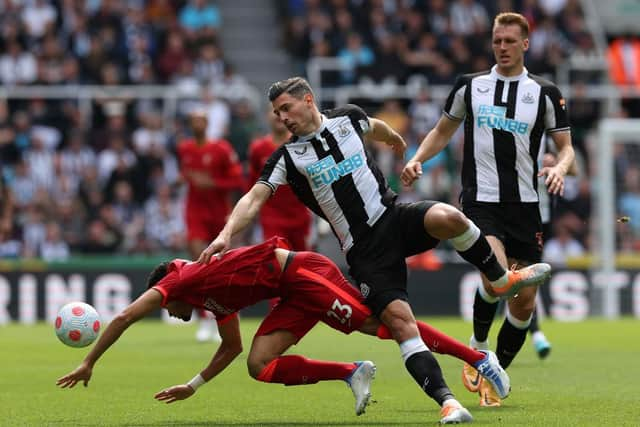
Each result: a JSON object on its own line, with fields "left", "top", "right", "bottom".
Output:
{"left": 477, "top": 105, "right": 528, "bottom": 134}
{"left": 306, "top": 153, "right": 364, "bottom": 188}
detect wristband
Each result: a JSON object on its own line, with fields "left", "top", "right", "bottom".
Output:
{"left": 187, "top": 374, "right": 206, "bottom": 391}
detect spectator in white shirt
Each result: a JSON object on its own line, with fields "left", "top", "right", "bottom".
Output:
{"left": 21, "top": 0, "right": 58, "bottom": 39}
{"left": 97, "top": 136, "right": 137, "bottom": 184}
{"left": 132, "top": 112, "right": 169, "bottom": 155}
{"left": 200, "top": 88, "right": 230, "bottom": 140}
{"left": 39, "top": 221, "right": 70, "bottom": 262}
{"left": 0, "top": 40, "right": 37, "bottom": 85}
{"left": 542, "top": 223, "right": 585, "bottom": 266}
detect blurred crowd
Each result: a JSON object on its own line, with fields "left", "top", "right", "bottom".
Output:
{"left": 0, "top": 0, "right": 262, "bottom": 261}
{"left": 281, "top": 0, "right": 594, "bottom": 86}
{"left": 0, "top": 0, "right": 636, "bottom": 265}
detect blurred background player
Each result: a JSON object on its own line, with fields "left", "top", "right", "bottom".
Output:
{"left": 177, "top": 109, "right": 244, "bottom": 342}
{"left": 528, "top": 151, "right": 562, "bottom": 359}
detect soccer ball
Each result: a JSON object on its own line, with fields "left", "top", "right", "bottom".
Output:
{"left": 54, "top": 302, "right": 101, "bottom": 348}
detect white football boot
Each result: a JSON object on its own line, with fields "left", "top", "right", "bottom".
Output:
{"left": 345, "top": 361, "right": 376, "bottom": 415}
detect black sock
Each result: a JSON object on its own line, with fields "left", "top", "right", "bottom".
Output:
{"left": 528, "top": 309, "right": 540, "bottom": 334}
{"left": 457, "top": 237, "right": 505, "bottom": 281}
{"left": 473, "top": 289, "right": 499, "bottom": 342}
{"left": 496, "top": 318, "right": 528, "bottom": 369}
{"left": 405, "top": 351, "right": 454, "bottom": 406}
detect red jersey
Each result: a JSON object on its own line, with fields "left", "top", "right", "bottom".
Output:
{"left": 177, "top": 139, "right": 244, "bottom": 215}
{"left": 248, "top": 135, "right": 311, "bottom": 229}
{"left": 153, "top": 237, "right": 290, "bottom": 322}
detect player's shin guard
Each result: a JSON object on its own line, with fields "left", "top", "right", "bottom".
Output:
{"left": 377, "top": 323, "right": 484, "bottom": 366}
{"left": 496, "top": 311, "right": 531, "bottom": 369}
{"left": 256, "top": 355, "right": 356, "bottom": 386}
{"left": 473, "top": 287, "right": 499, "bottom": 343}
{"left": 451, "top": 222, "right": 505, "bottom": 281}
{"left": 400, "top": 337, "right": 454, "bottom": 406}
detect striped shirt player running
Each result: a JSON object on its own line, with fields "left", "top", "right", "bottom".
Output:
{"left": 402, "top": 12, "right": 575, "bottom": 407}
{"left": 199, "top": 77, "right": 550, "bottom": 424}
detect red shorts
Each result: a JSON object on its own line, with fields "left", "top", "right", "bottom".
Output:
{"left": 255, "top": 252, "right": 371, "bottom": 342}
{"left": 262, "top": 223, "right": 311, "bottom": 251}
{"left": 185, "top": 212, "right": 226, "bottom": 242}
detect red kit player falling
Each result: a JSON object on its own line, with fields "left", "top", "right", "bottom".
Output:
{"left": 57, "top": 237, "right": 510, "bottom": 422}
{"left": 248, "top": 109, "right": 312, "bottom": 251}
{"left": 177, "top": 110, "right": 243, "bottom": 342}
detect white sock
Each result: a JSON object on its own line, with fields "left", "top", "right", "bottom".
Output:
{"left": 532, "top": 331, "right": 546, "bottom": 342}
{"left": 450, "top": 221, "right": 481, "bottom": 251}
{"left": 506, "top": 308, "right": 532, "bottom": 330}
{"left": 442, "top": 397, "right": 461, "bottom": 408}
{"left": 399, "top": 336, "right": 429, "bottom": 363}
{"left": 470, "top": 334, "right": 490, "bottom": 351}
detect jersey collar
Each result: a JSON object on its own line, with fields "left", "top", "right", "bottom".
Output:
{"left": 295, "top": 114, "right": 328, "bottom": 142}
{"left": 490, "top": 65, "right": 528, "bottom": 82}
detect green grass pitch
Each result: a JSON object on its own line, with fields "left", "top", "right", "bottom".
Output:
{"left": 1, "top": 317, "right": 638, "bottom": 426}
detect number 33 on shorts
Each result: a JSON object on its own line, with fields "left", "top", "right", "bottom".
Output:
{"left": 327, "top": 299, "right": 352, "bottom": 325}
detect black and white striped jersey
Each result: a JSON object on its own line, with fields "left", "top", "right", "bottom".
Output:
{"left": 258, "top": 104, "right": 396, "bottom": 251}
{"left": 444, "top": 65, "right": 570, "bottom": 203}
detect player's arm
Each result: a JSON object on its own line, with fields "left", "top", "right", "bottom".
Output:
{"left": 368, "top": 117, "right": 407, "bottom": 157}
{"left": 56, "top": 289, "right": 163, "bottom": 389}
{"left": 539, "top": 131, "right": 575, "bottom": 196}
{"left": 198, "top": 183, "right": 272, "bottom": 262}
{"left": 401, "top": 114, "right": 461, "bottom": 186}
{"left": 154, "top": 314, "right": 243, "bottom": 404}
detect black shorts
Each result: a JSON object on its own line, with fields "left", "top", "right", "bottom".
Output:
{"left": 346, "top": 201, "right": 440, "bottom": 317}
{"left": 462, "top": 200, "right": 543, "bottom": 263}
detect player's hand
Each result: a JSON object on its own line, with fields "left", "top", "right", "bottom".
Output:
{"left": 538, "top": 166, "right": 565, "bottom": 196}
{"left": 198, "top": 235, "right": 229, "bottom": 263}
{"left": 400, "top": 160, "right": 423, "bottom": 187}
{"left": 154, "top": 384, "right": 195, "bottom": 404}
{"left": 56, "top": 362, "right": 93, "bottom": 388}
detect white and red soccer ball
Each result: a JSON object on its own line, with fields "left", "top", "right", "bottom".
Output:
{"left": 54, "top": 302, "right": 101, "bottom": 348}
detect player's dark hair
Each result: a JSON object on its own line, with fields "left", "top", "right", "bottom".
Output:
{"left": 146, "top": 261, "right": 170, "bottom": 289}
{"left": 268, "top": 77, "right": 314, "bottom": 102}
{"left": 494, "top": 12, "right": 529, "bottom": 38}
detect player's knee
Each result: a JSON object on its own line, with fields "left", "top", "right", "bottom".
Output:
{"left": 444, "top": 208, "right": 469, "bottom": 233}
{"left": 247, "top": 358, "right": 266, "bottom": 380}
{"left": 425, "top": 204, "right": 468, "bottom": 237}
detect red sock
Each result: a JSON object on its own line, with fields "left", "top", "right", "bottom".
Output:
{"left": 256, "top": 355, "right": 356, "bottom": 386}
{"left": 377, "top": 322, "right": 484, "bottom": 365}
